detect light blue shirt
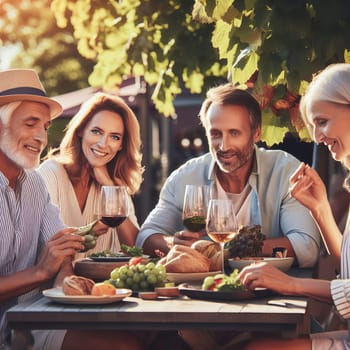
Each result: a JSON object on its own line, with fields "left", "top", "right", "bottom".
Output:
{"left": 137, "top": 146, "right": 321, "bottom": 268}
{"left": 0, "top": 169, "right": 64, "bottom": 344}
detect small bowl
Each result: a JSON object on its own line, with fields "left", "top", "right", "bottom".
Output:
{"left": 155, "top": 287, "right": 180, "bottom": 298}
{"left": 138, "top": 291, "right": 158, "bottom": 300}
{"left": 228, "top": 257, "right": 294, "bottom": 272}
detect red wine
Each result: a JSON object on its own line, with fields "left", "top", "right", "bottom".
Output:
{"left": 101, "top": 216, "right": 126, "bottom": 228}
{"left": 183, "top": 216, "right": 206, "bottom": 232}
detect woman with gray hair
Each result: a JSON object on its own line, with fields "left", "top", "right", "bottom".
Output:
{"left": 239, "top": 63, "right": 350, "bottom": 350}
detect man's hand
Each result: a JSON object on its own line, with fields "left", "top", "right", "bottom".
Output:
{"left": 35, "top": 227, "right": 85, "bottom": 280}
{"left": 173, "top": 230, "right": 205, "bottom": 246}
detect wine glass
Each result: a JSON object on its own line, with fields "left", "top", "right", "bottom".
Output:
{"left": 206, "top": 199, "right": 239, "bottom": 274}
{"left": 100, "top": 186, "right": 130, "bottom": 235}
{"left": 182, "top": 185, "right": 209, "bottom": 232}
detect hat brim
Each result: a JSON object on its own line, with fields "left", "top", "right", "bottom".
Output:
{"left": 0, "top": 94, "right": 63, "bottom": 120}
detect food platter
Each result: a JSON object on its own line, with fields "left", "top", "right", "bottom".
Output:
{"left": 178, "top": 283, "right": 271, "bottom": 301}
{"left": 228, "top": 257, "right": 294, "bottom": 272}
{"left": 43, "top": 287, "right": 132, "bottom": 305}
{"left": 166, "top": 271, "right": 221, "bottom": 284}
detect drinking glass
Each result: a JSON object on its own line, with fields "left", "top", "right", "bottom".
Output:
{"left": 100, "top": 186, "right": 130, "bottom": 237}
{"left": 206, "top": 199, "right": 239, "bottom": 274}
{"left": 182, "top": 185, "right": 209, "bottom": 232}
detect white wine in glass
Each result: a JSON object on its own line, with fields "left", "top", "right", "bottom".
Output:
{"left": 182, "top": 185, "right": 209, "bottom": 232}
{"left": 206, "top": 199, "right": 239, "bottom": 273}
{"left": 100, "top": 186, "right": 130, "bottom": 232}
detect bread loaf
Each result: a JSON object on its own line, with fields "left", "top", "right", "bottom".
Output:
{"left": 161, "top": 245, "right": 210, "bottom": 273}
{"left": 62, "top": 275, "right": 95, "bottom": 296}
{"left": 209, "top": 251, "right": 222, "bottom": 271}
{"left": 191, "top": 240, "right": 220, "bottom": 258}
{"left": 191, "top": 240, "right": 222, "bottom": 271}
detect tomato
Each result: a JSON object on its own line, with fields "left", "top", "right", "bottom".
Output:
{"left": 129, "top": 257, "right": 143, "bottom": 266}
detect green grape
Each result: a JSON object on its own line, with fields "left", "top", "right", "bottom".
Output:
{"left": 133, "top": 273, "right": 141, "bottom": 283}
{"left": 119, "top": 266, "right": 128, "bottom": 275}
{"left": 147, "top": 274, "right": 157, "bottom": 285}
{"left": 110, "top": 269, "right": 119, "bottom": 280}
{"left": 137, "top": 264, "right": 146, "bottom": 272}
{"left": 146, "top": 262, "right": 155, "bottom": 270}
{"left": 140, "top": 280, "right": 149, "bottom": 290}
{"left": 126, "top": 277, "right": 134, "bottom": 287}
{"left": 143, "top": 269, "right": 152, "bottom": 276}
{"left": 115, "top": 279, "right": 125, "bottom": 288}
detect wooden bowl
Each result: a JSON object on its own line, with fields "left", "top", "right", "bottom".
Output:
{"left": 73, "top": 259, "right": 128, "bottom": 281}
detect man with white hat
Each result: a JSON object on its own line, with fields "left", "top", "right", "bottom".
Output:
{"left": 0, "top": 69, "right": 140, "bottom": 350}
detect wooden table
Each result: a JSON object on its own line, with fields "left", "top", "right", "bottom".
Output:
{"left": 6, "top": 292, "right": 310, "bottom": 341}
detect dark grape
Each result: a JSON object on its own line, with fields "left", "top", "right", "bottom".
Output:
{"left": 225, "top": 225, "right": 266, "bottom": 258}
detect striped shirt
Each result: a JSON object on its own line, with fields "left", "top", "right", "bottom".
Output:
{"left": 0, "top": 169, "right": 64, "bottom": 344}
{"left": 331, "top": 206, "right": 350, "bottom": 332}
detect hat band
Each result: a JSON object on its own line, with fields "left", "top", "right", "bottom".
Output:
{"left": 0, "top": 87, "right": 47, "bottom": 97}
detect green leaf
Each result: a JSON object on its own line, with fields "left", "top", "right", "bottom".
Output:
{"left": 261, "top": 110, "right": 289, "bottom": 146}
{"left": 230, "top": 50, "right": 258, "bottom": 85}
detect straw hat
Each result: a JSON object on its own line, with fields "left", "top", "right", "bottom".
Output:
{"left": 0, "top": 68, "right": 63, "bottom": 119}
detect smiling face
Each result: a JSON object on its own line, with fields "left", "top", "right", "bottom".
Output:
{"left": 80, "top": 109, "right": 124, "bottom": 167}
{"left": 206, "top": 103, "right": 261, "bottom": 174}
{"left": 0, "top": 101, "right": 50, "bottom": 169}
{"left": 307, "top": 101, "right": 350, "bottom": 164}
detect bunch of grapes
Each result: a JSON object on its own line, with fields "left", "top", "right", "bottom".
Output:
{"left": 108, "top": 262, "right": 167, "bottom": 291}
{"left": 225, "top": 225, "right": 266, "bottom": 258}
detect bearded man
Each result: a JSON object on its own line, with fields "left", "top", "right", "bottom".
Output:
{"left": 0, "top": 69, "right": 140, "bottom": 350}
{"left": 137, "top": 84, "right": 321, "bottom": 269}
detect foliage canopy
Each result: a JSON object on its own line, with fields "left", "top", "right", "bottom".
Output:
{"left": 4, "top": 0, "right": 350, "bottom": 145}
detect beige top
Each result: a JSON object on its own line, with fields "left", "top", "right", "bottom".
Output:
{"left": 37, "top": 159, "right": 139, "bottom": 258}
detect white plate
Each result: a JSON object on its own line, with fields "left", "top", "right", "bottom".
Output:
{"left": 166, "top": 271, "right": 221, "bottom": 284}
{"left": 43, "top": 287, "right": 132, "bottom": 305}
{"left": 228, "top": 257, "right": 294, "bottom": 272}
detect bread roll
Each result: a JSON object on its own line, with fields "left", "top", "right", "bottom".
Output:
{"left": 162, "top": 245, "right": 210, "bottom": 273}
{"left": 191, "top": 240, "right": 220, "bottom": 258}
{"left": 209, "top": 251, "right": 222, "bottom": 271}
{"left": 62, "top": 275, "right": 95, "bottom": 296}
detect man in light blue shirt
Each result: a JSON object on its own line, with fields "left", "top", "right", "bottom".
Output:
{"left": 137, "top": 84, "right": 321, "bottom": 268}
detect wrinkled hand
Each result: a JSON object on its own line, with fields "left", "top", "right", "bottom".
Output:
{"left": 289, "top": 163, "right": 328, "bottom": 212}
{"left": 36, "top": 227, "right": 85, "bottom": 280}
{"left": 239, "top": 262, "right": 295, "bottom": 295}
{"left": 173, "top": 230, "right": 204, "bottom": 246}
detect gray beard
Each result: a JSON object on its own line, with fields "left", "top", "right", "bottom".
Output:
{"left": 0, "top": 127, "right": 40, "bottom": 169}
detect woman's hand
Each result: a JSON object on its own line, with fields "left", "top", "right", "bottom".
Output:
{"left": 35, "top": 228, "right": 85, "bottom": 280}
{"left": 93, "top": 221, "right": 109, "bottom": 236}
{"left": 239, "top": 262, "right": 296, "bottom": 295}
{"left": 289, "top": 163, "right": 328, "bottom": 215}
